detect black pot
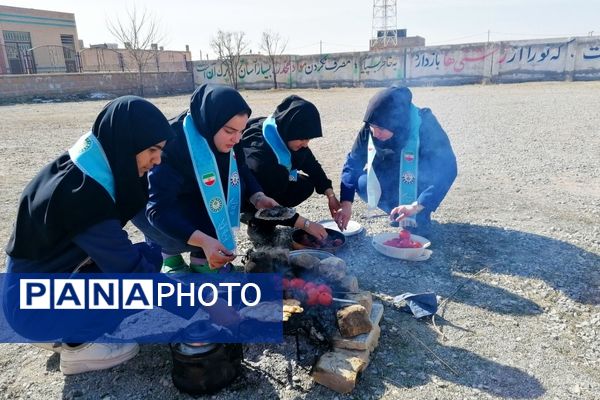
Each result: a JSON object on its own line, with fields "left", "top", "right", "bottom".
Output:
{"left": 170, "top": 342, "right": 243, "bottom": 395}
{"left": 170, "top": 321, "right": 243, "bottom": 395}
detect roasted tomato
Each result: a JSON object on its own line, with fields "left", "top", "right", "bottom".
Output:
{"left": 318, "top": 291, "right": 333, "bottom": 307}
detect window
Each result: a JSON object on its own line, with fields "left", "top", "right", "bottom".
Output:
{"left": 2, "top": 30, "right": 33, "bottom": 74}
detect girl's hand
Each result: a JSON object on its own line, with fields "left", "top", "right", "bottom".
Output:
{"left": 255, "top": 195, "right": 279, "bottom": 209}
{"left": 327, "top": 195, "right": 341, "bottom": 219}
{"left": 390, "top": 202, "right": 424, "bottom": 222}
{"left": 305, "top": 221, "right": 328, "bottom": 241}
{"left": 335, "top": 201, "right": 352, "bottom": 231}
{"left": 201, "top": 236, "right": 235, "bottom": 269}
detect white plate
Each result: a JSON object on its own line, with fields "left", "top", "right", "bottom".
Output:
{"left": 371, "top": 232, "right": 432, "bottom": 261}
{"left": 318, "top": 219, "right": 364, "bottom": 237}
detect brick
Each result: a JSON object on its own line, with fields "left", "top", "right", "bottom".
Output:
{"left": 332, "top": 302, "right": 383, "bottom": 351}
{"left": 337, "top": 304, "right": 372, "bottom": 338}
{"left": 346, "top": 291, "right": 373, "bottom": 315}
{"left": 335, "top": 348, "right": 371, "bottom": 369}
{"left": 312, "top": 350, "right": 367, "bottom": 393}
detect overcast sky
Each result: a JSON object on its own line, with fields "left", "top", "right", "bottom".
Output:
{"left": 2, "top": 0, "right": 599, "bottom": 59}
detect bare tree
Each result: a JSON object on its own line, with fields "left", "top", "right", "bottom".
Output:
{"left": 107, "top": 5, "right": 165, "bottom": 96}
{"left": 260, "top": 31, "right": 288, "bottom": 89}
{"left": 210, "top": 30, "right": 249, "bottom": 89}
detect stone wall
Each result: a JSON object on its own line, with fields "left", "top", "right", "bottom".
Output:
{"left": 0, "top": 71, "right": 194, "bottom": 103}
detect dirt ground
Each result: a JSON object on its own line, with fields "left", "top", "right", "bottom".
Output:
{"left": 0, "top": 82, "right": 598, "bottom": 400}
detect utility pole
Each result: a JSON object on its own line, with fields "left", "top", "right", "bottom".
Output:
{"left": 320, "top": 40, "right": 322, "bottom": 55}
{"left": 487, "top": 30, "right": 490, "bottom": 43}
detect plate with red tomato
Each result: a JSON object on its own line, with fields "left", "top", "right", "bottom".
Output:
{"left": 372, "top": 230, "right": 432, "bottom": 261}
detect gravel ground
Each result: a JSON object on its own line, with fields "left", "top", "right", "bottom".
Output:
{"left": 0, "top": 82, "right": 598, "bottom": 400}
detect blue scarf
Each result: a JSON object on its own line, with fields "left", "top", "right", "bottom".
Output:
{"left": 183, "top": 115, "right": 240, "bottom": 251}
{"left": 68, "top": 131, "right": 116, "bottom": 202}
{"left": 367, "top": 104, "right": 421, "bottom": 226}
{"left": 262, "top": 116, "right": 298, "bottom": 182}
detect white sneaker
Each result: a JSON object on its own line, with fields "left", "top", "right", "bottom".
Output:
{"left": 31, "top": 342, "right": 62, "bottom": 353}
{"left": 60, "top": 342, "right": 139, "bottom": 375}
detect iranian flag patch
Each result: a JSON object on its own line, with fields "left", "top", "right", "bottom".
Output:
{"left": 202, "top": 173, "right": 216, "bottom": 186}
{"left": 404, "top": 152, "right": 415, "bottom": 162}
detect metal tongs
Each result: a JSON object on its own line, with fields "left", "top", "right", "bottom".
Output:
{"left": 218, "top": 250, "right": 245, "bottom": 259}
{"left": 331, "top": 297, "right": 359, "bottom": 305}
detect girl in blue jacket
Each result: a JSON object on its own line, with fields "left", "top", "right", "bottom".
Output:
{"left": 337, "top": 86, "right": 457, "bottom": 237}
{"left": 132, "top": 84, "right": 281, "bottom": 273}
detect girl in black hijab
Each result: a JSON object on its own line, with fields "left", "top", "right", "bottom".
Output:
{"left": 241, "top": 95, "right": 340, "bottom": 222}
{"left": 132, "top": 84, "right": 284, "bottom": 273}
{"left": 337, "top": 86, "right": 457, "bottom": 237}
{"left": 6, "top": 95, "right": 173, "bottom": 271}
{"left": 4, "top": 96, "right": 174, "bottom": 374}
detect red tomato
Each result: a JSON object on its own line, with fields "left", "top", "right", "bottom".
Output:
{"left": 399, "top": 239, "right": 411, "bottom": 248}
{"left": 304, "top": 282, "right": 317, "bottom": 291}
{"left": 317, "top": 284, "right": 332, "bottom": 294}
{"left": 306, "top": 288, "right": 320, "bottom": 306}
{"left": 290, "top": 278, "right": 305, "bottom": 289}
{"left": 318, "top": 291, "right": 333, "bottom": 307}
{"left": 399, "top": 230, "right": 411, "bottom": 240}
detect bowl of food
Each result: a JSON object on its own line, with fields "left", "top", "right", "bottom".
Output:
{"left": 372, "top": 230, "right": 431, "bottom": 260}
{"left": 291, "top": 228, "right": 346, "bottom": 254}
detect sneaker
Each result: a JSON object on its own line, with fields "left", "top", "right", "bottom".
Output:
{"left": 60, "top": 342, "right": 139, "bottom": 375}
{"left": 189, "top": 262, "right": 217, "bottom": 273}
{"left": 31, "top": 342, "right": 62, "bottom": 353}
{"left": 161, "top": 254, "right": 190, "bottom": 273}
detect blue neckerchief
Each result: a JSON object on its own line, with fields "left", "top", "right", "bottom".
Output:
{"left": 367, "top": 104, "right": 421, "bottom": 226}
{"left": 183, "top": 115, "right": 240, "bottom": 251}
{"left": 262, "top": 116, "right": 298, "bottom": 182}
{"left": 68, "top": 131, "right": 116, "bottom": 202}
{"left": 398, "top": 104, "right": 421, "bottom": 226}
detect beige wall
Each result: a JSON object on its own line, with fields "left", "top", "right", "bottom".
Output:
{"left": 194, "top": 36, "right": 600, "bottom": 88}
{"left": 0, "top": 71, "right": 194, "bottom": 103}
{"left": 0, "top": 5, "right": 79, "bottom": 73}
{"left": 79, "top": 47, "right": 191, "bottom": 73}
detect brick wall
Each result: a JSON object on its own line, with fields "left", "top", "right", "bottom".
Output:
{"left": 0, "top": 71, "right": 195, "bottom": 103}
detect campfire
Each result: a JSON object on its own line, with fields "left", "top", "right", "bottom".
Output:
{"left": 244, "top": 247, "right": 384, "bottom": 394}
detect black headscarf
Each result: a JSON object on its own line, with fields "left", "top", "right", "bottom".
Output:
{"left": 270, "top": 95, "right": 322, "bottom": 141}
{"left": 165, "top": 84, "right": 252, "bottom": 192}
{"left": 93, "top": 96, "right": 175, "bottom": 219}
{"left": 363, "top": 86, "right": 413, "bottom": 150}
{"left": 6, "top": 96, "right": 173, "bottom": 260}
{"left": 189, "top": 83, "right": 251, "bottom": 149}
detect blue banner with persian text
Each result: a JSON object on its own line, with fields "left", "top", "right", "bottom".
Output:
{"left": 0, "top": 273, "right": 282, "bottom": 344}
